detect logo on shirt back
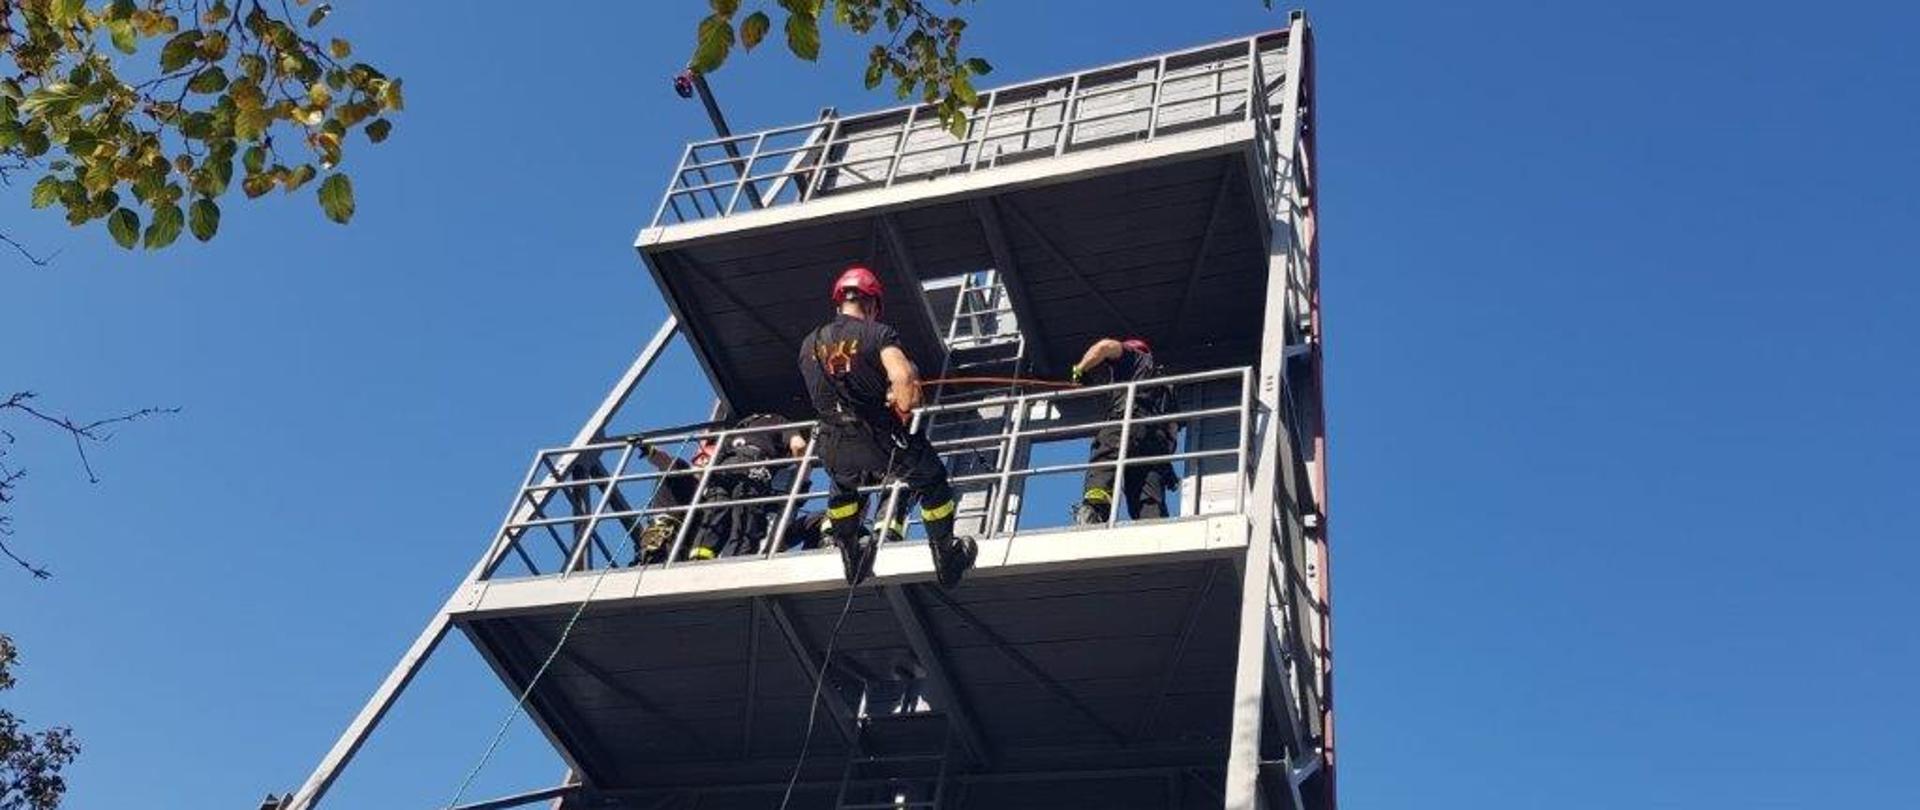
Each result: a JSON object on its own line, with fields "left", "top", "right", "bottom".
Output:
{"left": 815, "top": 339, "right": 860, "bottom": 376}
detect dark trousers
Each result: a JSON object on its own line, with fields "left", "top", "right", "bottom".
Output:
{"left": 819, "top": 421, "right": 957, "bottom": 544}
{"left": 688, "top": 471, "right": 774, "bottom": 558}
{"left": 1083, "top": 424, "right": 1176, "bottom": 520}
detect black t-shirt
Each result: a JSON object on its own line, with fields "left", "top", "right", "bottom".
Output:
{"left": 799, "top": 313, "right": 903, "bottom": 426}
{"left": 1089, "top": 345, "right": 1173, "bottom": 418}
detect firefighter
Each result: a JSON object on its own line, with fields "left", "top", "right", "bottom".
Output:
{"left": 798, "top": 265, "right": 977, "bottom": 587}
{"left": 629, "top": 438, "right": 712, "bottom": 565}
{"left": 1069, "top": 337, "right": 1178, "bottom": 524}
{"left": 686, "top": 414, "right": 797, "bottom": 560}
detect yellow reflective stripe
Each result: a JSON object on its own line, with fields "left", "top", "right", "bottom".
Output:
{"left": 920, "top": 500, "right": 956, "bottom": 521}
{"left": 689, "top": 547, "right": 717, "bottom": 560}
{"left": 881, "top": 519, "right": 908, "bottom": 534}
{"left": 826, "top": 502, "right": 861, "bottom": 519}
{"left": 1083, "top": 488, "right": 1112, "bottom": 503}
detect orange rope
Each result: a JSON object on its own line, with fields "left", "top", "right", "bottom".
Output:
{"left": 918, "top": 375, "right": 1083, "bottom": 390}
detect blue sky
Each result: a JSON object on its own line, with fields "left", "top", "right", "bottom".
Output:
{"left": 3, "top": 0, "right": 1918, "bottom": 807}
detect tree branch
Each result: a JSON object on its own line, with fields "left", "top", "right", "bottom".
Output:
{"left": 0, "top": 392, "right": 179, "bottom": 579}
{"left": 0, "top": 231, "right": 54, "bottom": 267}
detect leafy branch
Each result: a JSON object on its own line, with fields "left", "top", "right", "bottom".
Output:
{"left": 1, "top": 633, "right": 81, "bottom": 810}
{"left": 1, "top": 0, "right": 400, "bottom": 253}
{"left": 0, "top": 391, "right": 176, "bottom": 579}
{"left": 689, "top": 0, "right": 991, "bottom": 138}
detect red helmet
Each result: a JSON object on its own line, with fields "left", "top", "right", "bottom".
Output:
{"left": 1122, "top": 337, "right": 1152, "bottom": 355}
{"left": 831, "top": 265, "right": 884, "bottom": 305}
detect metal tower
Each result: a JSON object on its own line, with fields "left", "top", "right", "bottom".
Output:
{"left": 282, "top": 13, "right": 1330, "bottom": 810}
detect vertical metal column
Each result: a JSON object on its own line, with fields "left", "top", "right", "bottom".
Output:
{"left": 1224, "top": 14, "right": 1310, "bottom": 810}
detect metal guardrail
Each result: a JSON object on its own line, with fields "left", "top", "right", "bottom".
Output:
{"left": 479, "top": 366, "right": 1253, "bottom": 580}
{"left": 648, "top": 32, "right": 1290, "bottom": 228}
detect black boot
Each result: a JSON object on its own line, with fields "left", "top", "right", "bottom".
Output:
{"left": 929, "top": 534, "right": 977, "bottom": 588}
{"left": 833, "top": 530, "right": 879, "bottom": 586}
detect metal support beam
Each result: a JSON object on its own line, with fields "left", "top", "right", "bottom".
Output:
{"left": 1134, "top": 562, "right": 1224, "bottom": 740}
{"left": 742, "top": 597, "right": 763, "bottom": 759}
{"left": 881, "top": 585, "right": 993, "bottom": 767}
{"left": 968, "top": 197, "right": 1058, "bottom": 373}
{"left": 450, "top": 783, "right": 579, "bottom": 810}
{"left": 877, "top": 214, "right": 954, "bottom": 364}
{"left": 665, "top": 251, "right": 794, "bottom": 347}
{"left": 763, "top": 596, "right": 860, "bottom": 746}
{"left": 1170, "top": 171, "right": 1237, "bottom": 342}
{"left": 997, "top": 198, "right": 1139, "bottom": 337}
{"left": 919, "top": 586, "right": 1128, "bottom": 745}
{"left": 1225, "top": 15, "right": 1310, "bottom": 810}
{"left": 285, "top": 320, "right": 680, "bottom": 810}
{"left": 555, "top": 648, "right": 719, "bottom": 758}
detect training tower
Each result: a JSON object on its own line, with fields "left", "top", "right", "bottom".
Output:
{"left": 284, "top": 13, "right": 1330, "bottom": 810}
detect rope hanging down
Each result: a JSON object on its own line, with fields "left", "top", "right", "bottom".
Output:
{"left": 442, "top": 436, "right": 688, "bottom": 810}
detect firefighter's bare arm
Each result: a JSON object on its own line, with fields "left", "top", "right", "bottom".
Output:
{"left": 1070, "top": 338, "right": 1124, "bottom": 383}
{"left": 880, "top": 345, "right": 923, "bottom": 413}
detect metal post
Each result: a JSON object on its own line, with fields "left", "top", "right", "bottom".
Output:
{"left": 664, "top": 427, "right": 730, "bottom": 566}
{"left": 885, "top": 105, "right": 920, "bottom": 187}
{"left": 967, "top": 91, "right": 998, "bottom": 172}
{"left": 1055, "top": 74, "right": 1082, "bottom": 156}
{"left": 1225, "top": 15, "right": 1310, "bottom": 810}
{"left": 563, "top": 441, "right": 636, "bottom": 574}
{"left": 764, "top": 431, "right": 818, "bottom": 558}
{"left": 1106, "top": 381, "right": 1137, "bottom": 528}
{"left": 804, "top": 118, "right": 843, "bottom": 201}
{"left": 723, "top": 132, "right": 767, "bottom": 215}
{"left": 1145, "top": 55, "right": 1169, "bottom": 139}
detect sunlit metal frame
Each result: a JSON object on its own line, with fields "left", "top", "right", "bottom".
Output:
{"left": 284, "top": 14, "right": 1326, "bottom": 810}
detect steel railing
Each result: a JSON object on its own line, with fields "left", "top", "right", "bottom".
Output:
{"left": 648, "top": 32, "right": 1291, "bottom": 228}
{"left": 478, "top": 366, "right": 1254, "bottom": 580}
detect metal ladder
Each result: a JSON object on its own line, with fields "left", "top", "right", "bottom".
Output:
{"left": 922, "top": 270, "right": 1030, "bottom": 538}
{"left": 832, "top": 710, "right": 960, "bottom": 810}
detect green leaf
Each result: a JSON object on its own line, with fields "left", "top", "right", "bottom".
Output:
{"left": 283, "top": 164, "right": 317, "bottom": 192}
{"left": 307, "top": 3, "right": 333, "bottom": 27}
{"left": 187, "top": 67, "right": 230, "bottom": 94}
{"left": 144, "top": 203, "right": 185, "bottom": 249}
{"left": 0, "top": 121, "right": 19, "bottom": 150}
{"left": 863, "top": 59, "right": 884, "bottom": 90}
{"left": 710, "top": 0, "right": 740, "bottom": 15}
{"left": 30, "top": 176, "right": 62, "bottom": 209}
{"left": 109, "top": 20, "right": 140, "bottom": 54}
{"left": 160, "top": 31, "right": 203, "bottom": 72}
{"left": 21, "top": 83, "right": 82, "bottom": 116}
{"left": 107, "top": 208, "right": 141, "bottom": 249}
{"left": 51, "top": 0, "right": 85, "bottom": 25}
{"left": 20, "top": 128, "right": 50, "bottom": 157}
{"left": 691, "top": 15, "right": 735, "bottom": 74}
{"left": 364, "top": 118, "right": 392, "bottom": 143}
{"left": 951, "top": 74, "right": 978, "bottom": 107}
{"left": 243, "top": 145, "right": 266, "bottom": 173}
{"left": 740, "top": 11, "right": 770, "bottom": 50}
{"left": 966, "top": 58, "right": 993, "bottom": 76}
{"left": 785, "top": 12, "right": 820, "bottom": 62}
{"left": 108, "top": 0, "right": 137, "bottom": 20}
{"left": 329, "top": 38, "right": 352, "bottom": 59}
{"left": 189, "top": 198, "right": 220, "bottom": 241}
{"left": 317, "top": 173, "right": 354, "bottom": 223}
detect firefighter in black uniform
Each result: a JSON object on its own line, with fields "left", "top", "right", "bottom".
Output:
{"left": 1070, "top": 337, "right": 1178, "bottom": 524}
{"left": 798, "top": 266, "right": 977, "bottom": 587}
{"left": 686, "top": 413, "right": 799, "bottom": 560}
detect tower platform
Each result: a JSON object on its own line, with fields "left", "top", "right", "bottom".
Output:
{"left": 281, "top": 14, "right": 1328, "bottom": 810}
